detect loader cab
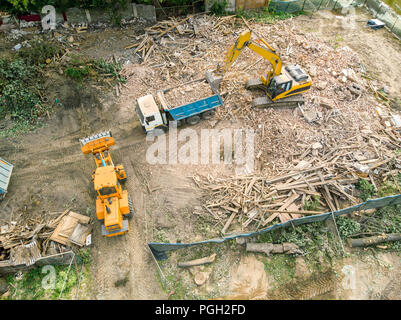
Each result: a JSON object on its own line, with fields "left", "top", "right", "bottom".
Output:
{"left": 94, "top": 166, "right": 122, "bottom": 200}
{"left": 136, "top": 94, "right": 164, "bottom": 133}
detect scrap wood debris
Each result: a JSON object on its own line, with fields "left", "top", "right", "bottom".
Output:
{"left": 192, "top": 146, "right": 400, "bottom": 233}
{"left": 119, "top": 14, "right": 401, "bottom": 235}
{"left": 0, "top": 209, "right": 91, "bottom": 267}
{"left": 120, "top": 13, "right": 401, "bottom": 163}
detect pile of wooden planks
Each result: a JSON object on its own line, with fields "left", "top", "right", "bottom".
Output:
{"left": 0, "top": 209, "right": 91, "bottom": 264}
{"left": 193, "top": 162, "right": 365, "bottom": 234}
{"left": 124, "top": 14, "right": 239, "bottom": 63}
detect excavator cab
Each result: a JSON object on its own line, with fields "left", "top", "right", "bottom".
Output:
{"left": 267, "top": 76, "right": 292, "bottom": 99}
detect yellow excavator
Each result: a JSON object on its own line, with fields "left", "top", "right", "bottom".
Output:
{"left": 206, "top": 29, "right": 312, "bottom": 108}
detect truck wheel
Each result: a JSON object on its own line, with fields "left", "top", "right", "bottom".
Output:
{"left": 176, "top": 120, "right": 183, "bottom": 127}
{"left": 201, "top": 110, "right": 215, "bottom": 120}
{"left": 186, "top": 115, "right": 201, "bottom": 125}
{"left": 127, "top": 195, "right": 134, "bottom": 219}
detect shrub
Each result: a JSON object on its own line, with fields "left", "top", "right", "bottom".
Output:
{"left": 356, "top": 178, "right": 376, "bottom": 201}
{"left": 209, "top": 0, "right": 228, "bottom": 15}
{"left": 0, "top": 58, "right": 46, "bottom": 122}
{"left": 18, "top": 40, "right": 64, "bottom": 66}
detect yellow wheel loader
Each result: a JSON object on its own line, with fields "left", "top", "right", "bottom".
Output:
{"left": 80, "top": 131, "right": 133, "bottom": 237}
{"left": 206, "top": 29, "right": 312, "bottom": 109}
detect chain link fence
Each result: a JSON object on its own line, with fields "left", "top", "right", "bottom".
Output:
{"left": 267, "top": 0, "right": 401, "bottom": 38}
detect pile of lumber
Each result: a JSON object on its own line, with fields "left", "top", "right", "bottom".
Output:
{"left": 124, "top": 14, "right": 238, "bottom": 63}
{"left": 193, "top": 161, "right": 365, "bottom": 234}
{"left": 0, "top": 209, "right": 91, "bottom": 265}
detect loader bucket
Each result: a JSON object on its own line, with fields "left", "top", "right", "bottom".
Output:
{"left": 205, "top": 70, "right": 223, "bottom": 94}
{"left": 80, "top": 131, "right": 115, "bottom": 154}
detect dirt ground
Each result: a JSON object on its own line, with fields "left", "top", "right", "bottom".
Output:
{"left": 1, "top": 8, "right": 401, "bottom": 300}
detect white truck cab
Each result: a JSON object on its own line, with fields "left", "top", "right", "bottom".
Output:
{"left": 136, "top": 94, "right": 164, "bottom": 132}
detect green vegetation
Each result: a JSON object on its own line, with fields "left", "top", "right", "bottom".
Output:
{"left": 0, "top": 58, "right": 48, "bottom": 133}
{"left": 0, "top": 39, "right": 66, "bottom": 136}
{"left": 378, "top": 174, "right": 401, "bottom": 197}
{"left": 303, "top": 195, "right": 321, "bottom": 211}
{"left": 18, "top": 40, "right": 64, "bottom": 66}
{"left": 337, "top": 205, "right": 401, "bottom": 250}
{"left": 262, "top": 254, "right": 296, "bottom": 286}
{"left": 65, "top": 65, "right": 91, "bottom": 81}
{"left": 3, "top": 249, "right": 92, "bottom": 300}
{"left": 356, "top": 178, "right": 376, "bottom": 202}
{"left": 236, "top": 7, "right": 303, "bottom": 23}
{"left": 336, "top": 216, "right": 361, "bottom": 239}
{"left": 64, "top": 56, "right": 126, "bottom": 84}
{"left": 256, "top": 220, "right": 339, "bottom": 275}
{"left": 209, "top": 0, "right": 229, "bottom": 15}
{"left": 383, "top": 0, "right": 401, "bottom": 15}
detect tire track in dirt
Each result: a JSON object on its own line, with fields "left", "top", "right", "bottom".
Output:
{"left": 90, "top": 144, "right": 164, "bottom": 299}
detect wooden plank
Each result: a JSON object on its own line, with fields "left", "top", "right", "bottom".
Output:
{"left": 69, "top": 223, "right": 91, "bottom": 247}
{"left": 265, "top": 165, "right": 324, "bottom": 185}
{"left": 221, "top": 211, "right": 237, "bottom": 234}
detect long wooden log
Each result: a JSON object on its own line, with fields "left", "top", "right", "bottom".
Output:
{"left": 246, "top": 242, "right": 302, "bottom": 256}
{"left": 347, "top": 233, "right": 401, "bottom": 248}
{"left": 178, "top": 253, "right": 216, "bottom": 268}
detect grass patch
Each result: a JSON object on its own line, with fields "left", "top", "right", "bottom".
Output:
{"left": 63, "top": 56, "right": 126, "bottom": 84}
{"left": 303, "top": 195, "right": 321, "bottom": 211}
{"left": 337, "top": 205, "right": 401, "bottom": 250}
{"left": 236, "top": 7, "right": 303, "bottom": 24}
{"left": 18, "top": 39, "right": 65, "bottom": 66}
{"left": 262, "top": 254, "right": 296, "bottom": 287}
{"left": 378, "top": 174, "right": 401, "bottom": 197}
{"left": 0, "top": 57, "right": 50, "bottom": 136}
{"left": 356, "top": 178, "right": 376, "bottom": 201}
{"left": 4, "top": 248, "right": 92, "bottom": 300}
{"left": 336, "top": 216, "right": 361, "bottom": 239}
{"left": 256, "top": 220, "right": 339, "bottom": 275}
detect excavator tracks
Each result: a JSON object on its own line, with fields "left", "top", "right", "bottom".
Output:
{"left": 252, "top": 95, "right": 305, "bottom": 109}
{"left": 246, "top": 78, "right": 305, "bottom": 109}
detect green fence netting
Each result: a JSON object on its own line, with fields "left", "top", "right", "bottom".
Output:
{"left": 148, "top": 194, "right": 401, "bottom": 260}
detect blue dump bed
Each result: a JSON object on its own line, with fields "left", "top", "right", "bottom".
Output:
{"left": 166, "top": 94, "right": 223, "bottom": 121}
{"left": 0, "top": 157, "right": 13, "bottom": 198}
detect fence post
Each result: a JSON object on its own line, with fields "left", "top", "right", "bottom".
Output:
{"left": 331, "top": 212, "right": 346, "bottom": 256}
{"left": 302, "top": 0, "right": 307, "bottom": 11}
{"left": 333, "top": 0, "right": 339, "bottom": 10}
{"left": 317, "top": 0, "right": 324, "bottom": 10}
{"left": 285, "top": 0, "right": 291, "bottom": 12}
{"left": 391, "top": 16, "right": 399, "bottom": 32}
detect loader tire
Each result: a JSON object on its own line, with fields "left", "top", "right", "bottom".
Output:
{"left": 186, "top": 115, "right": 201, "bottom": 125}
{"left": 127, "top": 195, "right": 134, "bottom": 219}
{"left": 201, "top": 110, "right": 215, "bottom": 120}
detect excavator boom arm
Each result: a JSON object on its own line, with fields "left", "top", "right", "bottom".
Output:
{"left": 217, "top": 30, "right": 282, "bottom": 82}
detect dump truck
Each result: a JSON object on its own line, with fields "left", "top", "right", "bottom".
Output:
{"left": 136, "top": 83, "right": 223, "bottom": 135}
{"left": 80, "top": 131, "right": 133, "bottom": 237}
{"left": 0, "top": 157, "right": 13, "bottom": 200}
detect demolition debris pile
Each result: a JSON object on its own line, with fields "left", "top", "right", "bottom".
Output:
{"left": 120, "top": 14, "right": 401, "bottom": 234}
{"left": 0, "top": 209, "right": 91, "bottom": 268}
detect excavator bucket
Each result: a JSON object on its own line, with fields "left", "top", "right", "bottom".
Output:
{"left": 205, "top": 70, "right": 223, "bottom": 94}
{"left": 80, "top": 131, "right": 115, "bottom": 154}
